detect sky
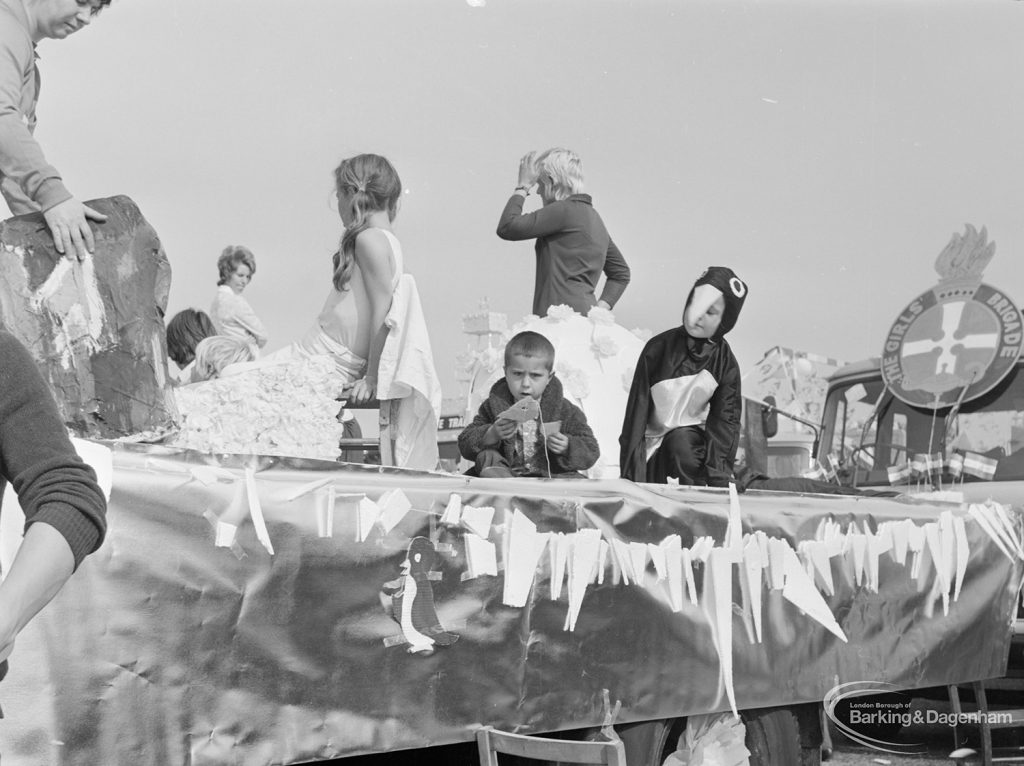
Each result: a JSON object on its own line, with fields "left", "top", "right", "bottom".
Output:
{"left": 22, "top": 0, "right": 1024, "bottom": 400}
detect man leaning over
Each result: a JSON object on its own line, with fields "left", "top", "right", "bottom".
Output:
{"left": 0, "top": 0, "right": 113, "bottom": 260}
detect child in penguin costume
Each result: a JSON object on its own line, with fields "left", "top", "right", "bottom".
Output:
{"left": 619, "top": 266, "right": 748, "bottom": 486}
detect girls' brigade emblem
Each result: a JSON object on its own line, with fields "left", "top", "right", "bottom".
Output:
{"left": 881, "top": 224, "right": 1023, "bottom": 409}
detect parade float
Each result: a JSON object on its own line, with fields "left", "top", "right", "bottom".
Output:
{"left": 0, "top": 202, "right": 1022, "bottom": 766}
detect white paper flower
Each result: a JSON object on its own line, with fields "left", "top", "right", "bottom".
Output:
{"left": 622, "top": 365, "right": 636, "bottom": 392}
{"left": 555, "top": 360, "right": 591, "bottom": 400}
{"left": 631, "top": 327, "right": 653, "bottom": 342}
{"left": 590, "top": 334, "right": 620, "bottom": 358}
{"left": 171, "top": 355, "right": 346, "bottom": 459}
{"left": 587, "top": 306, "right": 616, "bottom": 325}
{"left": 546, "top": 304, "right": 577, "bottom": 322}
{"left": 479, "top": 346, "right": 503, "bottom": 374}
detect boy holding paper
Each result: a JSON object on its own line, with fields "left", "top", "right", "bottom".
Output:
{"left": 458, "top": 331, "right": 599, "bottom": 478}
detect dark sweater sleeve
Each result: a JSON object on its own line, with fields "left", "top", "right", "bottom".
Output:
{"left": 0, "top": 333, "right": 106, "bottom": 569}
{"left": 703, "top": 354, "right": 742, "bottom": 488}
{"left": 457, "top": 399, "right": 498, "bottom": 462}
{"left": 619, "top": 341, "right": 657, "bottom": 482}
{"left": 0, "top": 24, "right": 72, "bottom": 213}
{"left": 496, "top": 195, "right": 570, "bottom": 240}
{"left": 552, "top": 402, "right": 600, "bottom": 472}
{"left": 598, "top": 238, "right": 630, "bottom": 308}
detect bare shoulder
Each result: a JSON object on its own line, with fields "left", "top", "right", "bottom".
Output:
{"left": 354, "top": 228, "right": 397, "bottom": 273}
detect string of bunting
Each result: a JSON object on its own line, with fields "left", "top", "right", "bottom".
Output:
{"left": 886, "top": 450, "right": 999, "bottom": 485}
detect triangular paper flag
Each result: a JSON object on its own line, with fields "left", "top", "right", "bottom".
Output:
{"left": 890, "top": 520, "right": 910, "bottom": 565}
{"left": 214, "top": 521, "right": 238, "bottom": 548}
{"left": 702, "top": 547, "right": 738, "bottom": 717}
{"left": 725, "top": 483, "right": 744, "bottom": 559}
{"left": 461, "top": 504, "right": 495, "bottom": 540}
{"left": 805, "top": 540, "right": 834, "bottom": 597}
{"left": 503, "top": 510, "right": 549, "bottom": 607}
{"left": 742, "top": 538, "right": 764, "bottom": 642}
{"left": 862, "top": 529, "right": 879, "bottom": 594}
{"left": 377, "top": 489, "right": 412, "bottom": 534}
{"left": 989, "top": 501, "right": 1024, "bottom": 558}
{"left": 660, "top": 536, "right": 683, "bottom": 612}
{"left": 565, "top": 529, "right": 601, "bottom": 631}
{"left": 243, "top": 469, "right": 274, "bottom": 555}
{"left": 596, "top": 540, "right": 608, "bottom": 585}
{"left": 629, "top": 541, "right": 650, "bottom": 583}
{"left": 682, "top": 547, "right": 699, "bottom": 605}
{"left": 549, "top": 532, "right": 569, "bottom": 600}
{"left": 968, "top": 504, "right": 1014, "bottom": 561}
{"left": 767, "top": 538, "right": 788, "bottom": 590}
{"left": 648, "top": 542, "right": 668, "bottom": 582}
{"left": 464, "top": 533, "right": 498, "bottom": 578}
{"left": 610, "top": 539, "right": 635, "bottom": 585}
{"left": 782, "top": 546, "right": 847, "bottom": 642}
{"left": 284, "top": 477, "right": 331, "bottom": 501}
{"left": 356, "top": 496, "right": 380, "bottom": 542}
{"left": 440, "top": 494, "right": 462, "bottom": 525}
{"left": 953, "top": 515, "right": 969, "bottom": 601}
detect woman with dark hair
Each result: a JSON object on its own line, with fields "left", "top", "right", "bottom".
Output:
{"left": 166, "top": 308, "right": 216, "bottom": 383}
{"left": 209, "top": 245, "right": 268, "bottom": 353}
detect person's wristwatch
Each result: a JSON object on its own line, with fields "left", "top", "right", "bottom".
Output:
{"left": 514, "top": 185, "right": 530, "bottom": 195}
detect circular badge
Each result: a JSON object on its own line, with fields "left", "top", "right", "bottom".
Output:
{"left": 880, "top": 283, "right": 1024, "bottom": 408}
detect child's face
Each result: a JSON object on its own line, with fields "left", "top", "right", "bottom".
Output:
{"left": 684, "top": 295, "right": 725, "bottom": 338}
{"left": 504, "top": 354, "right": 552, "bottom": 401}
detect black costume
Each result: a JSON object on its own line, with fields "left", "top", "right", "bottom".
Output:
{"left": 619, "top": 267, "right": 747, "bottom": 486}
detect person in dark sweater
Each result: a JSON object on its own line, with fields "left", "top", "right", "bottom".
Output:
{"left": 0, "top": 330, "right": 107, "bottom": 672}
{"left": 619, "top": 267, "right": 748, "bottom": 487}
{"left": 496, "top": 148, "right": 631, "bottom": 317}
{"left": 458, "top": 331, "right": 600, "bottom": 478}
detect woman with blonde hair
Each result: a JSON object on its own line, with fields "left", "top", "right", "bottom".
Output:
{"left": 496, "top": 147, "right": 631, "bottom": 317}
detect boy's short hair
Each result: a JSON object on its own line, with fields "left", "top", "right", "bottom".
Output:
{"left": 504, "top": 331, "right": 555, "bottom": 370}
{"left": 166, "top": 308, "right": 216, "bottom": 366}
{"left": 537, "top": 148, "right": 585, "bottom": 202}
{"left": 192, "top": 336, "right": 256, "bottom": 381}
{"left": 217, "top": 245, "right": 257, "bottom": 286}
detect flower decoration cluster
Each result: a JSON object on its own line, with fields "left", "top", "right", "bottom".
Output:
{"left": 172, "top": 355, "right": 347, "bottom": 459}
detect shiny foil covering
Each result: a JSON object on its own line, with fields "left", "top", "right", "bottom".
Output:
{"left": 2, "top": 444, "right": 1021, "bottom": 765}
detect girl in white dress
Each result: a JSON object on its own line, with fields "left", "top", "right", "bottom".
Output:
{"left": 293, "top": 154, "right": 404, "bottom": 403}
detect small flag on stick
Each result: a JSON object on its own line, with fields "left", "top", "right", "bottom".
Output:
{"left": 947, "top": 452, "right": 964, "bottom": 478}
{"left": 962, "top": 451, "right": 998, "bottom": 480}
{"left": 887, "top": 463, "right": 911, "bottom": 485}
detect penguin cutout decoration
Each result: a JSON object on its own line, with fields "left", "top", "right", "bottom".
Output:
{"left": 382, "top": 537, "right": 459, "bottom": 654}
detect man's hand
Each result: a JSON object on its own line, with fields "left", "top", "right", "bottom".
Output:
{"left": 546, "top": 432, "right": 569, "bottom": 455}
{"left": 43, "top": 199, "right": 108, "bottom": 261}
{"left": 517, "top": 151, "right": 539, "bottom": 189}
{"left": 491, "top": 418, "right": 517, "bottom": 442}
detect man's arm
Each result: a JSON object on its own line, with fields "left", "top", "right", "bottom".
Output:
{"left": 496, "top": 195, "right": 569, "bottom": 241}
{"left": 598, "top": 238, "right": 631, "bottom": 309}
{"left": 0, "top": 21, "right": 105, "bottom": 259}
{"left": 0, "top": 332, "right": 106, "bottom": 660}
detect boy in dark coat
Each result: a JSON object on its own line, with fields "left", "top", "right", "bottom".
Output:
{"left": 459, "top": 331, "right": 600, "bottom": 478}
{"left": 619, "top": 266, "right": 748, "bottom": 486}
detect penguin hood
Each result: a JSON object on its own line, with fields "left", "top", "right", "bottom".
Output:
{"left": 683, "top": 266, "right": 748, "bottom": 340}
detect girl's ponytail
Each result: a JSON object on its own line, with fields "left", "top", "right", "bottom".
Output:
{"left": 331, "top": 155, "right": 402, "bottom": 291}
